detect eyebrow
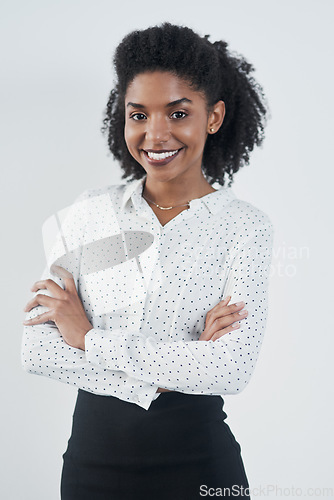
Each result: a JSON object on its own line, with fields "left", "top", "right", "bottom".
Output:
{"left": 126, "top": 97, "right": 192, "bottom": 109}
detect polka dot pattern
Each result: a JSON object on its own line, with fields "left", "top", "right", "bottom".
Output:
{"left": 22, "top": 177, "right": 274, "bottom": 411}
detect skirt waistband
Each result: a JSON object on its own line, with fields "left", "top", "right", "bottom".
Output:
{"left": 76, "top": 388, "right": 227, "bottom": 423}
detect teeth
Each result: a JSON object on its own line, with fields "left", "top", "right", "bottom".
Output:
{"left": 146, "top": 150, "right": 179, "bottom": 160}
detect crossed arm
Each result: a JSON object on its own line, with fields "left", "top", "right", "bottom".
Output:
{"left": 23, "top": 268, "right": 248, "bottom": 394}
{"left": 22, "top": 221, "right": 272, "bottom": 396}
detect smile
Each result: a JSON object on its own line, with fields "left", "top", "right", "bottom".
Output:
{"left": 142, "top": 148, "right": 183, "bottom": 166}
{"left": 145, "top": 149, "right": 179, "bottom": 160}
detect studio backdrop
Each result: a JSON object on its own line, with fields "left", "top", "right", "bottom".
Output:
{"left": 1, "top": 0, "right": 333, "bottom": 498}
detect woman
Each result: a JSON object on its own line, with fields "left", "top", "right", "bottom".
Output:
{"left": 22, "top": 23, "right": 273, "bottom": 499}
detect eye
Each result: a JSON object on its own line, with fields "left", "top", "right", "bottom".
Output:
{"left": 170, "top": 111, "right": 188, "bottom": 120}
{"left": 130, "top": 113, "right": 147, "bottom": 121}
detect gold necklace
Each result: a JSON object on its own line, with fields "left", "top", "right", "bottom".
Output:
{"left": 142, "top": 194, "right": 191, "bottom": 211}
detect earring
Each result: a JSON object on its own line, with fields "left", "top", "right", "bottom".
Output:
{"left": 210, "top": 128, "right": 215, "bottom": 133}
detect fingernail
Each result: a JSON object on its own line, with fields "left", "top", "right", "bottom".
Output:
{"left": 222, "top": 296, "right": 231, "bottom": 303}
{"left": 238, "top": 310, "right": 248, "bottom": 316}
{"left": 235, "top": 301, "right": 245, "bottom": 307}
{"left": 232, "top": 322, "right": 240, "bottom": 328}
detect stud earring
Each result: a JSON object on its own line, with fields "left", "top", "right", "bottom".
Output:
{"left": 210, "top": 128, "right": 215, "bottom": 133}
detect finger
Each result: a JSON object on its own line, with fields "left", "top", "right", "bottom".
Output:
{"left": 204, "top": 296, "right": 231, "bottom": 330}
{"left": 217, "top": 295, "right": 231, "bottom": 308}
{"left": 200, "top": 320, "right": 240, "bottom": 341}
{"left": 23, "top": 310, "right": 54, "bottom": 326}
{"left": 23, "top": 294, "right": 58, "bottom": 312}
{"left": 201, "top": 309, "right": 248, "bottom": 341}
{"left": 52, "top": 265, "right": 77, "bottom": 293}
{"left": 212, "top": 310, "right": 248, "bottom": 331}
{"left": 63, "top": 275, "right": 77, "bottom": 293}
{"left": 31, "top": 278, "right": 64, "bottom": 297}
{"left": 205, "top": 302, "right": 246, "bottom": 333}
{"left": 211, "top": 322, "right": 240, "bottom": 341}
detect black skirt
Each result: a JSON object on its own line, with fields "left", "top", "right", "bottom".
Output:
{"left": 61, "top": 390, "right": 250, "bottom": 500}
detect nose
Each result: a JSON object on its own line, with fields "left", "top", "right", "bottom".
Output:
{"left": 145, "top": 115, "right": 170, "bottom": 143}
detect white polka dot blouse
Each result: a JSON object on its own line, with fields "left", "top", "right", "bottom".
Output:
{"left": 21, "top": 176, "right": 274, "bottom": 410}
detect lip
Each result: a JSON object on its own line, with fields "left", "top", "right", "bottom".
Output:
{"left": 144, "top": 149, "right": 179, "bottom": 153}
{"left": 142, "top": 148, "right": 183, "bottom": 166}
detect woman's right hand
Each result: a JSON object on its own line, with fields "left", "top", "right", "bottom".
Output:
{"left": 199, "top": 296, "right": 248, "bottom": 342}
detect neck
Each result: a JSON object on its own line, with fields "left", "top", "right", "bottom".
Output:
{"left": 142, "top": 174, "right": 216, "bottom": 207}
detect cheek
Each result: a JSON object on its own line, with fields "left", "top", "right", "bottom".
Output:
{"left": 179, "top": 114, "right": 208, "bottom": 142}
{"left": 124, "top": 124, "right": 138, "bottom": 153}
{"left": 180, "top": 124, "right": 207, "bottom": 150}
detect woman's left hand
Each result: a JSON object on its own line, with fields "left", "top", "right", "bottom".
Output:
{"left": 23, "top": 266, "right": 93, "bottom": 351}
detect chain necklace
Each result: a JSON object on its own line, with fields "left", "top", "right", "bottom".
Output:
{"left": 142, "top": 194, "right": 191, "bottom": 211}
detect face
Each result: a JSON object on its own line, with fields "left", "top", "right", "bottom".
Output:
{"left": 124, "top": 71, "right": 224, "bottom": 185}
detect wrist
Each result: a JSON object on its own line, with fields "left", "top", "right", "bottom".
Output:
{"left": 78, "top": 325, "right": 93, "bottom": 351}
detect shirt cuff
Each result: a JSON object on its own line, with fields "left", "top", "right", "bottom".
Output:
{"left": 84, "top": 328, "right": 159, "bottom": 411}
{"left": 85, "top": 328, "right": 121, "bottom": 370}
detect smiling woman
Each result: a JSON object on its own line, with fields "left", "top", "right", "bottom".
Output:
{"left": 123, "top": 71, "right": 225, "bottom": 225}
{"left": 22, "top": 22, "right": 273, "bottom": 500}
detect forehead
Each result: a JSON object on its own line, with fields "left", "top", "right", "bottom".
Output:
{"left": 125, "top": 71, "right": 206, "bottom": 105}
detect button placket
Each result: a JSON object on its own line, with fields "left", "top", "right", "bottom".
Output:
{"left": 146, "top": 223, "right": 163, "bottom": 294}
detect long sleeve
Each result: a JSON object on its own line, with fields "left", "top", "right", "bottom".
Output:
{"left": 21, "top": 190, "right": 159, "bottom": 407}
{"left": 84, "top": 221, "right": 274, "bottom": 395}
{"left": 22, "top": 315, "right": 157, "bottom": 400}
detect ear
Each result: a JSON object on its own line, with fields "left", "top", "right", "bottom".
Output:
{"left": 207, "top": 101, "right": 225, "bottom": 135}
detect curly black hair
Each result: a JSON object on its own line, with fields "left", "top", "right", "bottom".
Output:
{"left": 102, "top": 23, "right": 268, "bottom": 186}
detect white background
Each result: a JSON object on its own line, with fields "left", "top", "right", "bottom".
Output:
{"left": 1, "top": 0, "right": 333, "bottom": 498}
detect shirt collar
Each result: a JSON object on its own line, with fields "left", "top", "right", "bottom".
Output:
{"left": 121, "top": 177, "right": 146, "bottom": 212}
{"left": 120, "top": 176, "right": 235, "bottom": 215}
